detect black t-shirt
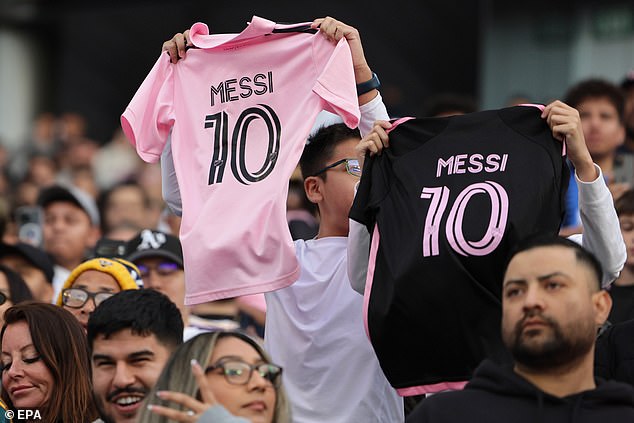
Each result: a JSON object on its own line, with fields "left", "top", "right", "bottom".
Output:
{"left": 350, "top": 106, "right": 569, "bottom": 390}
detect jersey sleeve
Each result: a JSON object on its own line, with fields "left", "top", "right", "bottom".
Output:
{"left": 349, "top": 151, "right": 394, "bottom": 234}
{"left": 311, "top": 36, "right": 360, "bottom": 129}
{"left": 350, "top": 119, "right": 411, "bottom": 228}
{"left": 121, "top": 53, "right": 175, "bottom": 163}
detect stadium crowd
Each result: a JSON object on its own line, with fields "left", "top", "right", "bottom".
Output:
{"left": 1, "top": 15, "right": 634, "bottom": 423}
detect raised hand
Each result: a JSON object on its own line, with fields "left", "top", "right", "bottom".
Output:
{"left": 148, "top": 359, "right": 218, "bottom": 422}
{"left": 162, "top": 30, "right": 191, "bottom": 64}
{"left": 542, "top": 100, "right": 597, "bottom": 182}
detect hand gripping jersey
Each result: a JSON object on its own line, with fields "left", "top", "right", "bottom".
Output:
{"left": 349, "top": 106, "right": 569, "bottom": 394}
{"left": 122, "top": 17, "right": 360, "bottom": 304}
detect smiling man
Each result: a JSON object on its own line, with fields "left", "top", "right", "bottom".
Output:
{"left": 87, "top": 289, "right": 183, "bottom": 423}
{"left": 407, "top": 236, "right": 634, "bottom": 422}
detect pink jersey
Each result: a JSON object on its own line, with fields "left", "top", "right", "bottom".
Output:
{"left": 121, "top": 17, "right": 360, "bottom": 304}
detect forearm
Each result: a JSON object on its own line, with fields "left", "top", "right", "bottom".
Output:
{"left": 348, "top": 95, "right": 389, "bottom": 294}
{"left": 359, "top": 92, "right": 389, "bottom": 137}
{"left": 573, "top": 164, "right": 625, "bottom": 286}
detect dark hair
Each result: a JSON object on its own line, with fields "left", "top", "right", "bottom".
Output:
{"left": 299, "top": 123, "right": 361, "bottom": 181}
{"left": 616, "top": 188, "right": 634, "bottom": 216}
{"left": 0, "top": 302, "right": 97, "bottom": 423}
{"left": 0, "top": 264, "right": 33, "bottom": 304}
{"left": 622, "top": 69, "right": 634, "bottom": 90}
{"left": 564, "top": 78, "right": 625, "bottom": 122}
{"left": 421, "top": 93, "right": 477, "bottom": 117}
{"left": 505, "top": 234, "right": 603, "bottom": 290}
{"left": 87, "top": 289, "right": 183, "bottom": 351}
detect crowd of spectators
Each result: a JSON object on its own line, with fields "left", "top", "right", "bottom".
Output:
{"left": 1, "top": 14, "right": 634, "bottom": 423}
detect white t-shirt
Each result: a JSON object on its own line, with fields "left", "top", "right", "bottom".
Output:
{"left": 183, "top": 325, "right": 208, "bottom": 342}
{"left": 51, "top": 265, "right": 70, "bottom": 304}
{"left": 264, "top": 237, "right": 403, "bottom": 423}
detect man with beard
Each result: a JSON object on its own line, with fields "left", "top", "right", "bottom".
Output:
{"left": 406, "top": 236, "right": 634, "bottom": 422}
{"left": 87, "top": 289, "right": 183, "bottom": 423}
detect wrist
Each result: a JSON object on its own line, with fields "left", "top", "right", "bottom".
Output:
{"left": 574, "top": 159, "right": 598, "bottom": 182}
{"left": 356, "top": 72, "right": 380, "bottom": 96}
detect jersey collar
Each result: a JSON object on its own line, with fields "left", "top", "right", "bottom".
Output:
{"left": 189, "top": 16, "right": 285, "bottom": 49}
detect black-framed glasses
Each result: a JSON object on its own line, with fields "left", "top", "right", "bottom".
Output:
{"left": 136, "top": 262, "right": 180, "bottom": 278}
{"left": 205, "top": 359, "right": 283, "bottom": 388}
{"left": 312, "top": 158, "right": 361, "bottom": 178}
{"left": 61, "top": 288, "right": 115, "bottom": 308}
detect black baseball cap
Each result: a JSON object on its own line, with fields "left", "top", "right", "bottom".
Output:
{"left": 0, "top": 242, "right": 55, "bottom": 284}
{"left": 37, "top": 184, "right": 100, "bottom": 226}
{"left": 125, "top": 229, "right": 183, "bottom": 267}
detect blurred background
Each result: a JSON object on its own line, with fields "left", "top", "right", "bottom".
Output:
{"left": 0, "top": 0, "right": 631, "bottom": 324}
{"left": 1, "top": 0, "right": 632, "bottom": 148}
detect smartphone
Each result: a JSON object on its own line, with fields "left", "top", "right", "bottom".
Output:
{"left": 15, "top": 206, "right": 44, "bottom": 248}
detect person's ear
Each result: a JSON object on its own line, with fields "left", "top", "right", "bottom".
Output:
{"left": 593, "top": 289, "right": 612, "bottom": 326}
{"left": 304, "top": 176, "right": 323, "bottom": 204}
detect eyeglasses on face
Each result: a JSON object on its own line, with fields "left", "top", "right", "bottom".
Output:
{"left": 136, "top": 261, "right": 180, "bottom": 278}
{"left": 61, "top": 288, "right": 114, "bottom": 308}
{"left": 312, "top": 158, "right": 361, "bottom": 178}
{"left": 205, "top": 359, "right": 283, "bottom": 388}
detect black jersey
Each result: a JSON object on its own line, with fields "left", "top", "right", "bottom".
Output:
{"left": 350, "top": 106, "right": 569, "bottom": 393}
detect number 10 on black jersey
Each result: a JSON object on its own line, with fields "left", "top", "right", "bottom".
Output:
{"left": 420, "top": 181, "right": 508, "bottom": 257}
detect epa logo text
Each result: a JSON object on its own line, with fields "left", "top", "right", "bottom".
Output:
{"left": 6, "top": 409, "right": 42, "bottom": 420}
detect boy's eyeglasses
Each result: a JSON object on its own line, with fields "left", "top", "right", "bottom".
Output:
{"left": 312, "top": 158, "right": 361, "bottom": 178}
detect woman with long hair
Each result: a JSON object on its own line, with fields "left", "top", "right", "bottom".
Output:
{"left": 141, "top": 330, "right": 290, "bottom": 423}
{"left": 0, "top": 302, "right": 97, "bottom": 423}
